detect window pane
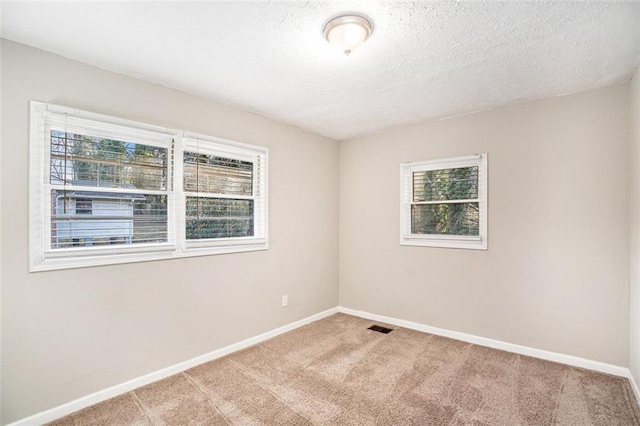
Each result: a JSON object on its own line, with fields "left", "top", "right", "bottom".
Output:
{"left": 186, "top": 197, "right": 254, "bottom": 239}
{"left": 183, "top": 152, "right": 253, "bottom": 196}
{"left": 411, "top": 202, "right": 479, "bottom": 236}
{"left": 413, "top": 166, "right": 478, "bottom": 202}
{"left": 75, "top": 198, "right": 92, "bottom": 215}
{"left": 50, "top": 131, "right": 168, "bottom": 191}
{"left": 51, "top": 190, "right": 168, "bottom": 248}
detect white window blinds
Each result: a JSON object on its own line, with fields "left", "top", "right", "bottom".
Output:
{"left": 47, "top": 128, "right": 173, "bottom": 252}
{"left": 30, "top": 102, "right": 269, "bottom": 271}
{"left": 181, "top": 136, "right": 268, "bottom": 249}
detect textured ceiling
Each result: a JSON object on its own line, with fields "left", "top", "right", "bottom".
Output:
{"left": 2, "top": 1, "right": 639, "bottom": 140}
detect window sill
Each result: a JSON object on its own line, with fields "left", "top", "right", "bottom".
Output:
{"left": 400, "top": 234, "right": 487, "bottom": 250}
{"left": 30, "top": 242, "right": 268, "bottom": 272}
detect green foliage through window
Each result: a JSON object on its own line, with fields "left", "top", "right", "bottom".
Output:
{"left": 411, "top": 203, "right": 479, "bottom": 236}
{"left": 413, "top": 166, "right": 478, "bottom": 202}
{"left": 411, "top": 166, "right": 480, "bottom": 236}
{"left": 183, "top": 151, "right": 256, "bottom": 240}
{"left": 50, "top": 131, "right": 168, "bottom": 191}
{"left": 185, "top": 197, "right": 254, "bottom": 239}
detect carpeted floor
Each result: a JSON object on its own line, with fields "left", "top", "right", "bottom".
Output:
{"left": 49, "top": 313, "right": 640, "bottom": 425}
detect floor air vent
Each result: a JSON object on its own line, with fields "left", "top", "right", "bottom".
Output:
{"left": 368, "top": 325, "right": 393, "bottom": 334}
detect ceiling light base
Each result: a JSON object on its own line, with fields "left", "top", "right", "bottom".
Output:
{"left": 323, "top": 14, "right": 372, "bottom": 56}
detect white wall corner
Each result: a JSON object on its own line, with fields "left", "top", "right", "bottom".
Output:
{"left": 629, "top": 370, "right": 640, "bottom": 406}
{"left": 630, "top": 65, "right": 640, "bottom": 398}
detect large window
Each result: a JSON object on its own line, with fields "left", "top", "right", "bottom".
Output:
{"left": 400, "top": 154, "right": 487, "bottom": 250}
{"left": 30, "top": 102, "right": 268, "bottom": 271}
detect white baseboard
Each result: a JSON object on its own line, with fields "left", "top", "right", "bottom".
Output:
{"left": 338, "top": 306, "right": 630, "bottom": 378}
{"left": 6, "top": 307, "right": 339, "bottom": 426}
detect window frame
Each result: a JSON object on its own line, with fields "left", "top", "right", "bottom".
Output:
{"left": 177, "top": 133, "right": 269, "bottom": 252}
{"left": 400, "top": 154, "right": 487, "bottom": 250}
{"left": 30, "top": 101, "right": 268, "bottom": 272}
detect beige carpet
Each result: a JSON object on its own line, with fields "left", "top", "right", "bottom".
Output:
{"left": 49, "top": 313, "right": 640, "bottom": 425}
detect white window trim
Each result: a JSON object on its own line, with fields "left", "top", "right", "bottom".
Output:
{"left": 400, "top": 153, "right": 487, "bottom": 250}
{"left": 30, "top": 101, "right": 268, "bottom": 272}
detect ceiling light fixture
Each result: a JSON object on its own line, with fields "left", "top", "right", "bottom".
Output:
{"left": 323, "top": 14, "right": 372, "bottom": 56}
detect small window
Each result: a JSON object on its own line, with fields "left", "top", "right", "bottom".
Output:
{"left": 400, "top": 154, "right": 487, "bottom": 250}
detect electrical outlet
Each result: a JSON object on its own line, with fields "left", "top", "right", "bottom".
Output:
{"left": 282, "top": 295, "right": 288, "bottom": 307}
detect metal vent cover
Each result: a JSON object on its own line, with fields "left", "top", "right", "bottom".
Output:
{"left": 368, "top": 325, "right": 393, "bottom": 334}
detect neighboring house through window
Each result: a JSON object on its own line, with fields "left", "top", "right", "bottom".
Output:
{"left": 400, "top": 154, "right": 487, "bottom": 250}
{"left": 52, "top": 183, "right": 145, "bottom": 249}
{"left": 30, "top": 101, "right": 268, "bottom": 271}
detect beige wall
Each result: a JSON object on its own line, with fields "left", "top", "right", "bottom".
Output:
{"left": 0, "top": 40, "right": 339, "bottom": 424}
{"left": 631, "top": 67, "right": 640, "bottom": 385}
{"left": 340, "top": 84, "right": 631, "bottom": 367}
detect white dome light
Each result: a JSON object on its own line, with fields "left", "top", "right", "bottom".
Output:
{"left": 323, "top": 15, "right": 373, "bottom": 56}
